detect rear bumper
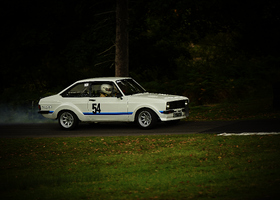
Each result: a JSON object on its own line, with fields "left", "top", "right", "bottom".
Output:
{"left": 38, "top": 111, "right": 53, "bottom": 114}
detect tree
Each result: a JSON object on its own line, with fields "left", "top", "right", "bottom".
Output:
{"left": 115, "top": 0, "right": 129, "bottom": 77}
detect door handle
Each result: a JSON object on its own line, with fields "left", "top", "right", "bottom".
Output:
{"left": 89, "top": 99, "right": 96, "bottom": 101}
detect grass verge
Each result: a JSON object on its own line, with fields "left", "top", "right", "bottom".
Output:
{"left": 1, "top": 134, "right": 280, "bottom": 199}
{"left": 187, "top": 96, "right": 280, "bottom": 121}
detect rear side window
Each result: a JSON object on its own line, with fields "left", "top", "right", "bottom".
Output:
{"left": 61, "top": 83, "right": 90, "bottom": 97}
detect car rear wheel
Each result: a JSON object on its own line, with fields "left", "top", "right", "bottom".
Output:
{"left": 136, "top": 108, "right": 157, "bottom": 129}
{"left": 58, "top": 110, "right": 79, "bottom": 130}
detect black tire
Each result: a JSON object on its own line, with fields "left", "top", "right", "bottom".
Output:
{"left": 58, "top": 110, "right": 79, "bottom": 130}
{"left": 136, "top": 108, "right": 157, "bottom": 129}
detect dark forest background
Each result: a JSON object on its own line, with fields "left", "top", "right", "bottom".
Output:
{"left": 1, "top": 0, "right": 279, "bottom": 106}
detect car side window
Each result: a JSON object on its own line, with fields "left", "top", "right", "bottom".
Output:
{"left": 61, "top": 83, "right": 90, "bottom": 97}
{"left": 90, "top": 82, "right": 121, "bottom": 97}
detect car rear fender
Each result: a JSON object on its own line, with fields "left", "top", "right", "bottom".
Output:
{"left": 54, "top": 103, "right": 85, "bottom": 121}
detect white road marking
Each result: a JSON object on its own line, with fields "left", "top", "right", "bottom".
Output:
{"left": 217, "top": 132, "right": 280, "bottom": 136}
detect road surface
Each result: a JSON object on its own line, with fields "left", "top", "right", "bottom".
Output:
{"left": 0, "top": 119, "right": 279, "bottom": 138}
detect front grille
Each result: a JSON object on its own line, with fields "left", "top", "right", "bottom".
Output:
{"left": 169, "top": 100, "right": 186, "bottom": 109}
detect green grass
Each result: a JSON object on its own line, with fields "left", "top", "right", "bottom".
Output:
{"left": 1, "top": 134, "right": 280, "bottom": 199}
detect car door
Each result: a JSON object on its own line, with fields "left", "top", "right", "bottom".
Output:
{"left": 85, "top": 81, "right": 129, "bottom": 122}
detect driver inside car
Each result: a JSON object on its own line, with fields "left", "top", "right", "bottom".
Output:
{"left": 100, "top": 84, "right": 113, "bottom": 97}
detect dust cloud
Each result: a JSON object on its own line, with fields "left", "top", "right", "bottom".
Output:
{"left": 0, "top": 103, "right": 54, "bottom": 124}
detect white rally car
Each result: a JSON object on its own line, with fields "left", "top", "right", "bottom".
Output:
{"left": 38, "top": 77, "right": 189, "bottom": 129}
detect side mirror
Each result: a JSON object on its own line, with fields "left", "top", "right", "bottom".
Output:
{"left": 116, "top": 93, "right": 123, "bottom": 100}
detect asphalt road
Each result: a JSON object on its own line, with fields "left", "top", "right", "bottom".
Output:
{"left": 0, "top": 119, "right": 280, "bottom": 138}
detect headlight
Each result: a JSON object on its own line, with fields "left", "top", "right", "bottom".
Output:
{"left": 166, "top": 102, "right": 170, "bottom": 110}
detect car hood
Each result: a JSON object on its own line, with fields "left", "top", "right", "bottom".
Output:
{"left": 130, "top": 93, "right": 188, "bottom": 101}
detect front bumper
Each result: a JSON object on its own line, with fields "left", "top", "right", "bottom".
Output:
{"left": 162, "top": 104, "right": 189, "bottom": 115}
{"left": 160, "top": 105, "right": 189, "bottom": 121}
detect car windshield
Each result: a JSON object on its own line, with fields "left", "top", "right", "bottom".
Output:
{"left": 116, "top": 79, "right": 146, "bottom": 95}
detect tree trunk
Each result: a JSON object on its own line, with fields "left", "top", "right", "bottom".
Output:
{"left": 115, "top": 0, "right": 129, "bottom": 77}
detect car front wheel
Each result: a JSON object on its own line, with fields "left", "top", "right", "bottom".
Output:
{"left": 136, "top": 108, "right": 157, "bottom": 129}
{"left": 58, "top": 110, "right": 79, "bottom": 130}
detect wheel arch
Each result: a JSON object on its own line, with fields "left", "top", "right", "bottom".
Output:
{"left": 57, "top": 109, "right": 80, "bottom": 121}
{"left": 133, "top": 107, "right": 160, "bottom": 122}
{"left": 54, "top": 104, "right": 84, "bottom": 121}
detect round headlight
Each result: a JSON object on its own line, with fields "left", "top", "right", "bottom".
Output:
{"left": 166, "top": 102, "right": 170, "bottom": 110}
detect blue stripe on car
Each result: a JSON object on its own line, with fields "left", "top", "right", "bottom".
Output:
{"left": 83, "top": 112, "right": 133, "bottom": 115}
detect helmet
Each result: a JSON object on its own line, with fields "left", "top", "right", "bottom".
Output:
{"left": 100, "top": 84, "right": 112, "bottom": 95}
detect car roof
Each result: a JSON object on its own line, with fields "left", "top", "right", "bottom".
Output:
{"left": 58, "top": 77, "right": 133, "bottom": 95}
{"left": 76, "top": 77, "right": 132, "bottom": 83}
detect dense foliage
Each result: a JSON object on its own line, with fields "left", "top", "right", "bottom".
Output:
{"left": 1, "top": 0, "right": 279, "bottom": 105}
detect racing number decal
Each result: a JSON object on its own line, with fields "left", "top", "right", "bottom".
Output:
{"left": 92, "top": 103, "right": 101, "bottom": 114}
